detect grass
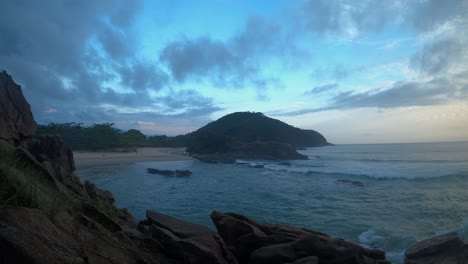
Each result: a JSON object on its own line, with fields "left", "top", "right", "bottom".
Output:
{"left": 92, "top": 198, "right": 118, "bottom": 220}
{"left": 0, "top": 147, "right": 43, "bottom": 209}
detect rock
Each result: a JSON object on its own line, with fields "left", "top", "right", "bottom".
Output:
{"left": 231, "top": 142, "right": 309, "bottom": 160}
{"left": 146, "top": 168, "right": 192, "bottom": 177}
{"left": 287, "top": 256, "right": 319, "bottom": 264}
{"left": 211, "top": 211, "right": 389, "bottom": 264}
{"left": 84, "top": 180, "right": 115, "bottom": 205}
{"left": 145, "top": 211, "right": 238, "bottom": 264}
{"left": 146, "top": 168, "right": 175, "bottom": 176}
{"left": 0, "top": 70, "right": 37, "bottom": 146}
{"left": 404, "top": 233, "right": 468, "bottom": 264}
{"left": 28, "top": 135, "right": 76, "bottom": 179}
{"left": 0, "top": 207, "right": 86, "bottom": 264}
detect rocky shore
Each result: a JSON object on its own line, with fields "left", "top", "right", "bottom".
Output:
{"left": 1, "top": 70, "right": 466, "bottom": 263}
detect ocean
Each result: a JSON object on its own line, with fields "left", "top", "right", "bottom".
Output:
{"left": 77, "top": 142, "right": 468, "bottom": 264}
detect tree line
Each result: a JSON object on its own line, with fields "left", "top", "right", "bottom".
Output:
{"left": 36, "top": 123, "right": 186, "bottom": 151}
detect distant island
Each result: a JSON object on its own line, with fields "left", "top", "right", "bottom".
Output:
{"left": 184, "top": 112, "right": 332, "bottom": 162}
{"left": 37, "top": 112, "right": 331, "bottom": 162}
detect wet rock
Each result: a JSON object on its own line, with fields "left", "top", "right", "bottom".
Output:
{"left": 211, "top": 211, "right": 389, "bottom": 264}
{"left": 404, "top": 233, "right": 468, "bottom": 264}
{"left": 146, "top": 168, "right": 175, "bottom": 176}
{"left": 146, "top": 168, "right": 192, "bottom": 177}
{"left": 0, "top": 71, "right": 37, "bottom": 146}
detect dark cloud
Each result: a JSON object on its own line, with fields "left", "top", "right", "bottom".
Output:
{"left": 118, "top": 63, "right": 168, "bottom": 91}
{"left": 0, "top": 0, "right": 222, "bottom": 130}
{"left": 410, "top": 38, "right": 464, "bottom": 75}
{"left": 305, "top": 83, "right": 339, "bottom": 95}
{"left": 274, "top": 77, "right": 468, "bottom": 116}
{"left": 159, "top": 16, "right": 302, "bottom": 90}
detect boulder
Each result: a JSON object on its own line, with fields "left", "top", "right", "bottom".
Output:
{"left": 404, "top": 233, "right": 468, "bottom": 264}
{"left": 146, "top": 168, "right": 192, "bottom": 177}
{"left": 0, "top": 71, "right": 37, "bottom": 146}
{"left": 0, "top": 207, "right": 86, "bottom": 264}
{"left": 28, "top": 135, "right": 76, "bottom": 179}
{"left": 145, "top": 211, "right": 238, "bottom": 264}
{"left": 211, "top": 211, "right": 389, "bottom": 264}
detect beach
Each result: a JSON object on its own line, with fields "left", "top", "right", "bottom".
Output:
{"left": 73, "top": 147, "right": 192, "bottom": 169}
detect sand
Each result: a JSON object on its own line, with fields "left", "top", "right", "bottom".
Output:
{"left": 73, "top": 147, "right": 193, "bottom": 169}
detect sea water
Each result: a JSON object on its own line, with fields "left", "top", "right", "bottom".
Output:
{"left": 77, "top": 142, "right": 468, "bottom": 264}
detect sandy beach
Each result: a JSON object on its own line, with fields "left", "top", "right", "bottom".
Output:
{"left": 73, "top": 147, "right": 193, "bottom": 169}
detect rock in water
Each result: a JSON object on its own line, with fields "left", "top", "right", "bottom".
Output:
{"left": 404, "top": 233, "right": 468, "bottom": 264}
{"left": 0, "top": 70, "right": 37, "bottom": 146}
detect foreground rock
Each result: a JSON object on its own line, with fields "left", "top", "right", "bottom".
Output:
{"left": 0, "top": 71, "right": 421, "bottom": 264}
{"left": 138, "top": 211, "right": 238, "bottom": 264}
{"left": 404, "top": 233, "right": 468, "bottom": 264}
{"left": 147, "top": 168, "right": 192, "bottom": 176}
{"left": 211, "top": 211, "right": 390, "bottom": 264}
{"left": 0, "top": 70, "right": 37, "bottom": 146}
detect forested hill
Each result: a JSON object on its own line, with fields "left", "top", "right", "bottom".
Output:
{"left": 185, "top": 112, "right": 331, "bottom": 154}
{"left": 36, "top": 123, "right": 186, "bottom": 151}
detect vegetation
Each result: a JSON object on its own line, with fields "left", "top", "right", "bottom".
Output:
{"left": 36, "top": 122, "right": 186, "bottom": 151}
{"left": 185, "top": 111, "right": 330, "bottom": 154}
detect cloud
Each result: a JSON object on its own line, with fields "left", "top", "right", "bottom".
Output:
{"left": 274, "top": 76, "right": 468, "bottom": 116}
{"left": 295, "top": 0, "right": 468, "bottom": 37}
{"left": 410, "top": 38, "right": 464, "bottom": 75}
{"left": 0, "top": 0, "right": 222, "bottom": 130}
{"left": 304, "top": 83, "right": 339, "bottom": 95}
{"left": 159, "top": 16, "right": 302, "bottom": 90}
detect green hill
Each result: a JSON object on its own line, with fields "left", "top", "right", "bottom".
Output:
{"left": 185, "top": 112, "right": 331, "bottom": 155}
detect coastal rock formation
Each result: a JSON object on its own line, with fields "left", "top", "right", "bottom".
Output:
{"left": 0, "top": 70, "right": 37, "bottom": 146}
{"left": 0, "top": 72, "right": 395, "bottom": 264}
{"left": 404, "top": 233, "right": 468, "bottom": 264}
{"left": 211, "top": 211, "right": 390, "bottom": 264}
{"left": 185, "top": 112, "right": 330, "bottom": 161}
{"left": 139, "top": 211, "right": 238, "bottom": 264}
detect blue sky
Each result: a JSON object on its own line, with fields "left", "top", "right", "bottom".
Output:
{"left": 1, "top": 0, "right": 467, "bottom": 143}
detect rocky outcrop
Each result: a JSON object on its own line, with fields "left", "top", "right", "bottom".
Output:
{"left": 28, "top": 135, "right": 76, "bottom": 180}
{"left": 147, "top": 168, "right": 192, "bottom": 177}
{"left": 191, "top": 142, "right": 308, "bottom": 164}
{"left": 140, "top": 211, "right": 238, "bottom": 264}
{"left": 211, "top": 211, "right": 390, "bottom": 264}
{"left": 0, "top": 70, "right": 37, "bottom": 146}
{"left": 404, "top": 233, "right": 468, "bottom": 264}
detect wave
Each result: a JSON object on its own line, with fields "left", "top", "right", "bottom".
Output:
{"left": 358, "top": 229, "right": 417, "bottom": 264}
{"left": 268, "top": 168, "right": 468, "bottom": 181}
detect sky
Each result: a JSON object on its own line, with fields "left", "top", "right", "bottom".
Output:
{"left": 1, "top": 0, "right": 467, "bottom": 144}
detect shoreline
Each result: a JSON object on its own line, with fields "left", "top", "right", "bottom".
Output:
{"left": 73, "top": 147, "right": 193, "bottom": 169}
